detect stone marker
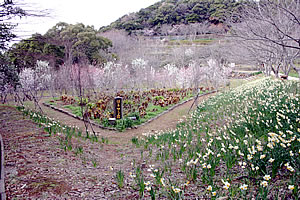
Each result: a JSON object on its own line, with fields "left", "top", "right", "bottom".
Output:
{"left": 108, "top": 118, "right": 116, "bottom": 125}
{"left": 114, "top": 97, "right": 123, "bottom": 120}
{"left": 128, "top": 116, "right": 137, "bottom": 121}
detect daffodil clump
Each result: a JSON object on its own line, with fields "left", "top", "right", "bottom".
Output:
{"left": 131, "top": 78, "right": 299, "bottom": 199}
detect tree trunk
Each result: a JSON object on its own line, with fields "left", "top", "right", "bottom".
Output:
{"left": 291, "top": 63, "right": 300, "bottom": 80}
{"left": 283, "top": 59, "right": 291, "bottom": 76}
{"left": 271, "top": 65, "right": 279, "bottom": 78}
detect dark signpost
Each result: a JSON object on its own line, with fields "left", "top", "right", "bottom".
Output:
{"left": 114, "top": 97, "right": 123, "bottom": 120}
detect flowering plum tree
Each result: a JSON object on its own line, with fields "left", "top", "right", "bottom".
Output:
{"left": 229, "top": 0, "right": 300, "bottom": 78}
{"left": 17, "top": 60, "right": 52, "bottom": 110}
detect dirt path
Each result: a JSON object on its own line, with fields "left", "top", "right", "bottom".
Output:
{"left": 1, "top": 94, "right": 213, "bottom": 199}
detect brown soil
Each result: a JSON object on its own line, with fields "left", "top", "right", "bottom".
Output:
{"left": 1, "top": 94, "right": 212, "bottom": 199}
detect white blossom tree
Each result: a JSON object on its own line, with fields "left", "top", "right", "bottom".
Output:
{"left": 229, "top": 0, "right": 300, "bottom": 78}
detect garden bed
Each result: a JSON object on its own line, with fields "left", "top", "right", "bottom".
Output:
{"left": 44, "top": 88, "right": 215, "bottom": 131}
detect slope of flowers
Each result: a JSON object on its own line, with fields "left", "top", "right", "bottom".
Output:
{"left": 129, "top": 78, "right": 299, "bottom": 199}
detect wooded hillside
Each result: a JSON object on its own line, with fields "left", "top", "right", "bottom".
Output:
{"left": 101, "top": 0, "right": 242, "bottom": 35}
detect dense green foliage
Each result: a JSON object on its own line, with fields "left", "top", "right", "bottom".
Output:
{"left": 101, "top": 0, "right": 242, "bottom": 33}
{"left": 7, "top": 34, "right": 64, "bottom": 70}
{"left": 46, "top": 22, "right": 112, "bottom": 65}
{"left": 0, "top": 0, "right": 27, "bottom": 50}
{"left": 7, "top": 23, "right": 113, "bottom": 70}
{"left": 0, "top": 54, "right": 19, "bottom": 93}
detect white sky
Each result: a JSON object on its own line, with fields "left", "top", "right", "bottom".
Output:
{"left": 12, "top": 0, "right": 160, "bottom": 40}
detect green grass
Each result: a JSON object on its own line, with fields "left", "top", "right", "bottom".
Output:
{"left": 141, "top": 93, "right": 194, "bottom": 123}
{"left": 288, "top": 70, "right": 299, "bottom": 78}
{"left": 168, "top": 38, "right": 215, "bottom": 45}
{"left": 193, "top": 38, "right": 215, "bottom": 44}
{"left": 226, "top": 75, "right": 264, "bottom": 90}
{"left": 228, "top": 79, "right": 247, "bottom": 88}
{"left": 141, "top": 104, "right": 169, "bottom": 123}
{"left": 47, "top": 100, "right": 57, "bottom": 106}
{"left": 63, "top": 105, "right": 83, "bottom": 117}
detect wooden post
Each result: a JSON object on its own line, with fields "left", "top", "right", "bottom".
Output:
{"left": 0, "top": 134, "right": 5, "bottom": 200}
{"left": 114, "top": 97, "right": 123, "bottom": 120}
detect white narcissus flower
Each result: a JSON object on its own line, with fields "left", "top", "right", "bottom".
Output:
{"left": 172, "top": 186, "right": 181, "bottom": 193}
{"left": 288, "top": 185, "right": 295, "bottom": 190}
{"left": 287, "top": 165, "right": 295, "bottom": 172}
{"left": 280, "top": 143, "right": 287, "bottom": 148}
{"left": 145, "top": 186, "right": 151, "bottom": 191}
{"left": 160, "top": 178, "right": 166, "bottom": 187}
{"left": 240, "top": 184, "right": 248, "bottom": 191}
{"left": 284, "top": 163, "right": 295, "bottom": 172}
{"left": 260, "top": 181, "right": 268, "bottom": 187}
{"left": 257, "top": 145, "right": 263, "bottom": 151}
{"left": 144, "top": 181, "right": 151, "bottom": 186}
{"left": 207, "top": 185, "right": 212, "bottom": 191}
{"left": 269, "top": 158, "right": 275, "bottom": 163}
{"left": 247, "top": 154, "right": 253, "bottom": 160}
{"left": 222, "top": 180, "right": 230, "bottom": 190}
{"left": 267, "top": 143, "right": 274, "bottom": 149}
{"left": 184, "top": 181, "right": 190, "bottom": 187}
{"left": 238, "top": 150, "right": 244, "bottom": 156}
{"left": 263, "top": 175, "right": 271, "bottom": 181}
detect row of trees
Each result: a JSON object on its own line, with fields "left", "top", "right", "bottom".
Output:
{"left": 0, "top": 53, "right": 232, "bottom": 103}
{"left": 0, "top": 0, "right": 115, "bottom": 107}
{"left": 0, "top": 1, "right": 116, "bottom": 125}
{"left": 0, "top": 21, "right": 114, "bottom": 107}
